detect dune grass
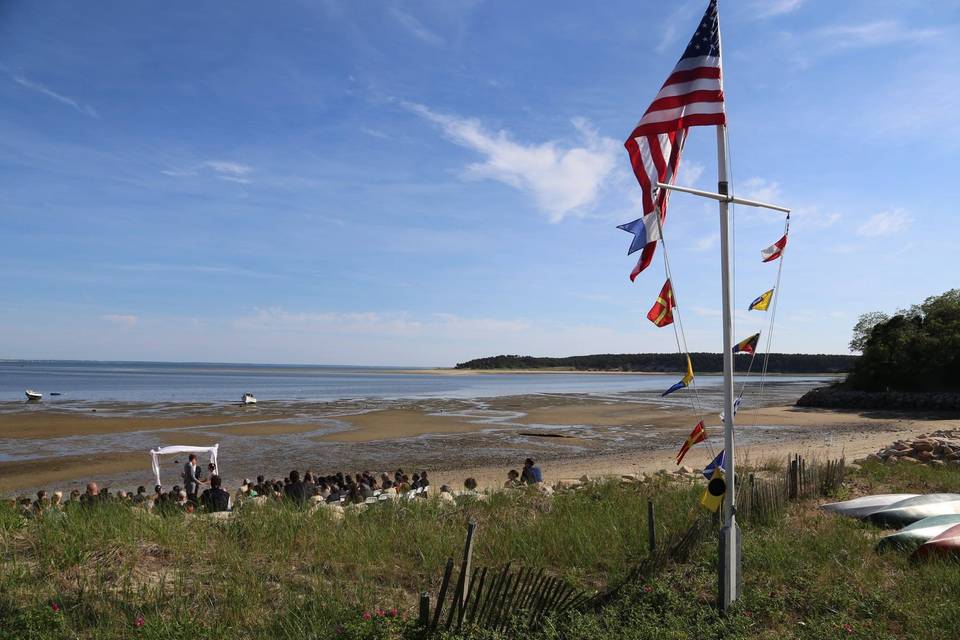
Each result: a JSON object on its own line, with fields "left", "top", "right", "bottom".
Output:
{"left": 2, "top": 463, "right": 959, "bottom": 639}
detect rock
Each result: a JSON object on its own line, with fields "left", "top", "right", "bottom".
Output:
{"left": 579, "top": 474, "right": 592, "bottom": 484}
{"left": 674, "top": 466, "right": 693, "bottom": 475}
{"left": 900, "top": 456, "right": 920, "bottom": 464}
{"left": 886, "top": 456, "right": 898, "bottom": 465}
{"left": 917, "top": 451, "right": 935, "bottom": 462}
{"left": 912, "top": 441, "right": 935, "bottom": 453}
{"left": 930, "top": 460, "right": 946, "bottom": 467}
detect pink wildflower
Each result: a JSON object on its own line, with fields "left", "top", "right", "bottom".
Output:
{"left": 388, "top": 607, "right": 399, "bottom": 618}
{"left": 362, "top": 611, "right": 372, "bottom": 621}
{"left": 50, "top": 602, "right": 61, "bottom": 613}
{"left": 642, "top": 585, "right": 653, "bottom": 593}
{"left": 843, "top": 623, "right": 854, "bottom": 634}
{"left": 376, "top": 609, "right": 385, "bottom": 617}
{"left": 134, "top": 615, "right": 145, "bottom": 628}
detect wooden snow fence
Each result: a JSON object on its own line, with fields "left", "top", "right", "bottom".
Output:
{"left": 417, "top": 521, "right": 594, "bottom": 635}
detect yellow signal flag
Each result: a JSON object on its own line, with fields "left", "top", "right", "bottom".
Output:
{"left": 699, "top": 468, "right": 726, "bottom": 513}
{"left": 748, "top": 289, "right": 774, "bottom": 311}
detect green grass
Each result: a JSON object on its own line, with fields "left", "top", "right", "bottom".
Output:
{"left": 2, "top": 465, "right": 959, "bottom": 639}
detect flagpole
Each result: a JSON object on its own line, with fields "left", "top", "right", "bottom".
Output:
{"left": 716, "top": 120, "right": 741, "bottom": 611}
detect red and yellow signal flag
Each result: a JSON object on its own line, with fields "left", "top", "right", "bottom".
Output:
{"left": 732, "top": 332, "right": 760, "bottom": 354}
{"left": 647, "top": 279, "right": 676, "bottom": 327}
{"left": 675, "top": 420, "right": 706, "bottom": 465}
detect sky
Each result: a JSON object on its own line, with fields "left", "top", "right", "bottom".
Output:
{"left": 1, "top": 0, "right": 958, "bottom": 367}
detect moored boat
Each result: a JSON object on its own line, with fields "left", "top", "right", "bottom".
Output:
{"left": 241, "top": 393, "right": 257, "bottom": 405}
{"left": 25, "top": 389, "right": 42, "bottom": 401}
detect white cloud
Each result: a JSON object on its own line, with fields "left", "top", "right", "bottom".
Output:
{"left": 204, "top": 161, "right": 252, "bottom": 176}
{"left": 162, "top": 160, "right": 254, "bottom": 184}
{"left": 737, "top": 177, "right": 782, "bottom": 203}
{"left": 406, "top": 102, "right": 619, "bottom": 222}
{"left": 677, "top": 161, "right": 704, "bottom": 188}
{"left": 753, "top": 0, "right": 804, "bottom": 18}
{"left": 856, "top": 209, "right": 911, "bottom": 237}
{"left": 102, "top": 314, "right": 139, "bottom": 327}
{"left": 11, "top": 74, "right": 97, "bottom": 117}
{"left": 813, "top": 20, "right": 942, "bottom": 51}
{"left": 690, "top": 232, "right": 718, "bottom": 252}
{"left": 390, "top": 7, "right": 444, "bottom": 46}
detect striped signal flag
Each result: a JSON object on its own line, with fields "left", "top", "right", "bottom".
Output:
{"left": 733, "top": 333, "right": 760, "bottom": 354}
{"left": 647, "top": 279, "right": 676, "bottom": 327}
{"left": 676, "top": 420, "right": 706, "bottom": 465}
{"left": 761, "top": 234, "right": 787, "bottom": 262}
{"left": 620, "top": 0, "right": 725, "bottom": 280}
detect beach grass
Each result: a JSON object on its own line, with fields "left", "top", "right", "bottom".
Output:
{"left": 2, "top": 464, "right": 959, "bottom": 639}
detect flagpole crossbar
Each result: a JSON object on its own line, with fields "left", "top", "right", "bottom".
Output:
{"left": 656, "top": 182, "right": 790, "bottom": 214}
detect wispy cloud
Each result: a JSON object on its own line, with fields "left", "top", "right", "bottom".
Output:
{"left": 813, "top": 20, "right": 942, "bottom": 50}
{"left": 737, "top": 177, "right": 782, "bottom": 203}
{"left": 162, "top": 159, "right": 254, "bottom": 184}
{"left": 405, "top": 102, "right": 619, "bottom": 222}
{"left": 11, "top": 74, "right": 97, "bottom": 117}
{"left": 856, "top": 209, "right": 911, "bottom": 237}
{"left": 752, "top": 0, "right": 804, "bottom": 18}
{"left": 677, "top": 161, "right": 704, "bottom": 188}
{"left": 390, "top": 6, "right": 444, "bottom": 46}
{"left": 690, "top": 232, "right": 718, "bottom": 252}
{"left": 102, "top": 314, "right": 139, "bottom": 327}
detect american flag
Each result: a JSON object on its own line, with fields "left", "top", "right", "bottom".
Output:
{"left": 621, "top": 0, "right": 726, "bottom": 280}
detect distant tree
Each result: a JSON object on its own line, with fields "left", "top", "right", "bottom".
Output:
{"left": 847, "top": 289, "right": 960, "bottom": 391}
{"left": 849, "top": 311, "right": 889, "bottom": 353}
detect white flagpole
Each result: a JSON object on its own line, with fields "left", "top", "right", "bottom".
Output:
{"left": 716, "top": 122, "right": 741, "bottom": 612}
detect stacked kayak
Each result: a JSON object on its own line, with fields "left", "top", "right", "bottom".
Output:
{"left": 876, "top": 514, "right": 960, "bottom": 551}
{"left": 820, "top": 494, "right": 919, "bottom": 519}
{"left": 865, "top": 494, "right": 960, "bottom": 528}
{"left": 912, "top": 523, "right": 960, "bottom": 560}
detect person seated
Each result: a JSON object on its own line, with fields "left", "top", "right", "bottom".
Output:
{"left": 132, "top": 486, "right": 148, "bottom": 504}
{"left": 32, "top": 490, "right": 50, "bottom": 514}
{"left": 418, "top": 471, "right": 431, "bottom": 489}
{"left": 463, "top": 477, "right": 479, "bottom": 494}
{"left": 284, "top": 470, "right": 308, "bottom": 506}
{"left": 521, "top": 458, "right": 543, "bottom": 485}
{"left": 200, "top": 474, "right": 231, "bottom": 513}
{"left": 176, "top": 490, "right": 189, "bottom": 507}
{"left": 504, "top": 469, "right": 521, "bottom": 489}
{"left": 80, "top": 482, "right": 101, "bottom": 507}
{"left": 438, "top": 484, "right": 456, "bottom": 504}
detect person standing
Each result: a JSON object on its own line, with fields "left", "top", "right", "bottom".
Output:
{"left": 200, "top": 475, "right": 230, "bottom": 513}
{"left": 182, "top": 454, "right": 200, "bottom": 501}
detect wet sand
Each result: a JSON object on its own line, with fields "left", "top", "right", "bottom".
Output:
{"left": 2, "top": 393, "right": 957, "bottom": 496}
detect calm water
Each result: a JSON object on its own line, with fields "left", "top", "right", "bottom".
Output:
{"left": 0, "top": 360, "right": 835, "bottom": 405}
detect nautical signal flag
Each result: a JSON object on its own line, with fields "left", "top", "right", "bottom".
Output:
{"left": 647, "top": 279, "right": 675, "bottom": 327}
{"left": 702, "top": 450, "right": 725, "bottom": 480}
{"left": 662, "top": 355, "right": 694, "bottom": 396}
{"left": 761, "top": 234, "right": 787, "bottom": 262}
{"left": 749, "top": 289, "right": 774, "bottom": 311}
{"left": 620, "top": 0, "right": 725, "bottom": 280}
{"left": 700, "top": 468, "right": 726, "bottom": 512}
{"left": 676, "top": 420, "right": 706, "bottom": 465}
{"left": 719, "top": 393, "right": 742, "bottom": 422}
{"left": 733, "top": 333, "right": 760, "bottom": 354}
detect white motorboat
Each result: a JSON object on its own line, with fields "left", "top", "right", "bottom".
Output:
{"left": 241, "top": 393, "right": 257, "bottom": 405}
{"left": 25, "top": 389, "right": 42, "bottom": 401}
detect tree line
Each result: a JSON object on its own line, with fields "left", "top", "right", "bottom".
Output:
{"left": 455, "top": 352, "right": 856, "bottom": 374}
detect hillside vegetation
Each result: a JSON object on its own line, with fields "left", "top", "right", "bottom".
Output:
{"left": 2, "top": 462, "right": 959, "bottom": 639}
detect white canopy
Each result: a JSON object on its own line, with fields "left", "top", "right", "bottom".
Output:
{"left": 149, "top": 444, "right": 219, "bottom": 488}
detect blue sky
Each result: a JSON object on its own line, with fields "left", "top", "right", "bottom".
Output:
{"left": 1, "top": 0, "right": 958, "bottom": 366}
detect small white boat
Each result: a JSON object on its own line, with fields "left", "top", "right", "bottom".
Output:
{"left": 241, "top": 393, "right": 257, "bottom": 405}
{"left": 25, "top": 389, "right": 42, "bottom": 401}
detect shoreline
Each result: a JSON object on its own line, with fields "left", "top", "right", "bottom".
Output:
{"left": 2, "top": 389, "right": 955, "bottom": 497}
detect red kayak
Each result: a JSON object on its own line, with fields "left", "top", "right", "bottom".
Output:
{"left": 912, "top": 523, "right": 960, "bottom": 560}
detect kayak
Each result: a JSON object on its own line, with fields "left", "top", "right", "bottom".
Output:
{"left": 876, "top": 514, "right": 960, "bottom": 552}
{"left": 866, "top": 494, "right": 960, "bottom": 528}
{"left": 911, "top": 523, "right": 960, "bottom": 560}
{"left": 820, "top": 494, "right": 919, "bottom": 519}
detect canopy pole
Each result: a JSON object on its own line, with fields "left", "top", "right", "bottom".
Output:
{"left": 716, "top": 123, "right": 741, "bottom": 612}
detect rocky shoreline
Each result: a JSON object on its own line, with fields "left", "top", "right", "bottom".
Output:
{"left": 856, "top": 430, "right": 960, "bottom": 467}
{"left": 796, "top": 386, "right": 960, "bottom": 412}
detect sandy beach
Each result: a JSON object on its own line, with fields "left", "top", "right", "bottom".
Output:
{"left": 2, "top": 389, "right": 957, "bottom": 496}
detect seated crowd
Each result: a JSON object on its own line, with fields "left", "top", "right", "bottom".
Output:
{"left": 7, "top": 456, "right": 546, "bottom": 518}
